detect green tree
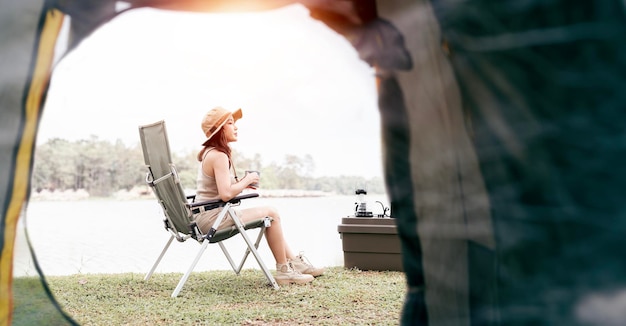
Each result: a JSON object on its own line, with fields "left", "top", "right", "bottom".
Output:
{"left": 115, "top": 141, "right": 145, "bottom": 190}
{"left": 32, "top": 138, "right": 78, "bottom": 191}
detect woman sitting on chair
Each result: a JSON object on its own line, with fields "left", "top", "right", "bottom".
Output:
{"left": 194, "top": 106, "right": 324, "bottom": 285}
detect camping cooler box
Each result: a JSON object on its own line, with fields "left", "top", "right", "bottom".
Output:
{"left": 337, "top": 217, "right": 403, "bottom": 272}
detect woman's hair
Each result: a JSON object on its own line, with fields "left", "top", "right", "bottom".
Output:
{"left": 197, "top": 128, "right": 231, "bottom": 162}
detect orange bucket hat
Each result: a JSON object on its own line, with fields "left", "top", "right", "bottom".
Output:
{"left": 201, "top": 106, "right": 243, "bottom": 145}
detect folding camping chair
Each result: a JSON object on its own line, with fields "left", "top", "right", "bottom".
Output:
{"left": 138, "top": 120, "right": 279, "bottom": 297}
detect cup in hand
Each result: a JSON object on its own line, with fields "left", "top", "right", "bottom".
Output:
{"left": 245, "top": 170, "right": 260, "bottom": 189}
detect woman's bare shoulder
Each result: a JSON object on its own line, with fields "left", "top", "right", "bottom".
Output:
{"left": 205, "top": 149, "right": 228, "bottom": 162}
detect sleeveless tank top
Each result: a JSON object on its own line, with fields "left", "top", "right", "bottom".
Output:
{"left": 195, "top": 147, "right": 236, "bottom": 202}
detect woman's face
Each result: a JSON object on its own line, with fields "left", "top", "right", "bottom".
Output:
{"left": 222, "top": 115, "right": 238, "bottom": 142}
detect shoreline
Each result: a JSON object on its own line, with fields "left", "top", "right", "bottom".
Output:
{"left": 28, "top": 187, "right": 350, "bottom": 201}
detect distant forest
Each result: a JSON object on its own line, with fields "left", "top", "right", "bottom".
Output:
{"left": 32, "top": 136, "right": 386, "bottom": 197}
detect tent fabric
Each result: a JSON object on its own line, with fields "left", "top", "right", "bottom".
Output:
{"left": 0, "top": 1, "right": 70, "bottom": 324}
{"left": 430, "top": 1, "right": 626, "bottom": 324}
{"left": 377, "top": 1, "right": 494, "bottom": 324}
{"left": 2, "top": 0, "right": 626, "bottom": 325}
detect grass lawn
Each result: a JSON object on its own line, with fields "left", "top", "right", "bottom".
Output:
{"left": 14, "top": 267, "right": 406, "bottom": 325}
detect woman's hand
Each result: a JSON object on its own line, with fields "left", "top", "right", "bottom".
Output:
{"left": 244, "top": 172, "right": 260, "bottom": 189}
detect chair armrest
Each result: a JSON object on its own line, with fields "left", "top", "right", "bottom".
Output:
{"left": 231, "top": 193, "right": 259, "bottom": 202}
{"left": 189, "top": 193, "right": 259, "bottom": 209}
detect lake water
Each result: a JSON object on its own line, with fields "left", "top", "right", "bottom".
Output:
{"left": 14, "top": 194, "right": 390, "bottom": 277}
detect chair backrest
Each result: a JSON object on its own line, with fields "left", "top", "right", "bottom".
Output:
{"left": 138, "top": 120, "right": 193, "bottom": 237}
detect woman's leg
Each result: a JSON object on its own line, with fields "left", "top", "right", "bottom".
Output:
{"left": 237, "top": 206, "right": 323, "bottom": 282}
{"left": 237, "top": 206, "right": 295, "bottom": 265}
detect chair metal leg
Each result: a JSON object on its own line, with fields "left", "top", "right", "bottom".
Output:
{"left": 242, "top": 231, "right": 279, "bottom": 290}
{"left": 145, "top": 235, "right": 174, "bottom": 281}
{"left": 171, "top": 239, "right": 211, "bottom": 298}
{"left": 231, "top": 215, "right": 279, "bottom": 290}
{"left": 167, "top": 210, "right": 279, "bottom": 297}
{"left": 234, "top": 226, "right": 264, "bottom": 274}
{"left": 218, "top": 241, "right": 238, "bottom": 272}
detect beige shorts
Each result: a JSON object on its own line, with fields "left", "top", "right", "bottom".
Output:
{"left": 193, "top": 207, "right": 241, "bottom": 234}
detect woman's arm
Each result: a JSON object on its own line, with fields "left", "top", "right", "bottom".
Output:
{"left": 203, "top": 150, "right": 258, "bottom": 202}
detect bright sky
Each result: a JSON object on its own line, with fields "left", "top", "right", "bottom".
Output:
{"left": 39, "top": 4, "right": 383, "bottom": 178}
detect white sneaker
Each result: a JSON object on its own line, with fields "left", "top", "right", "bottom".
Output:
{"left": 290, "top": 252, "right": 325, "bottom": 277}
{"left": 275, "top": 263, "right": 314, "bottom": 285}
